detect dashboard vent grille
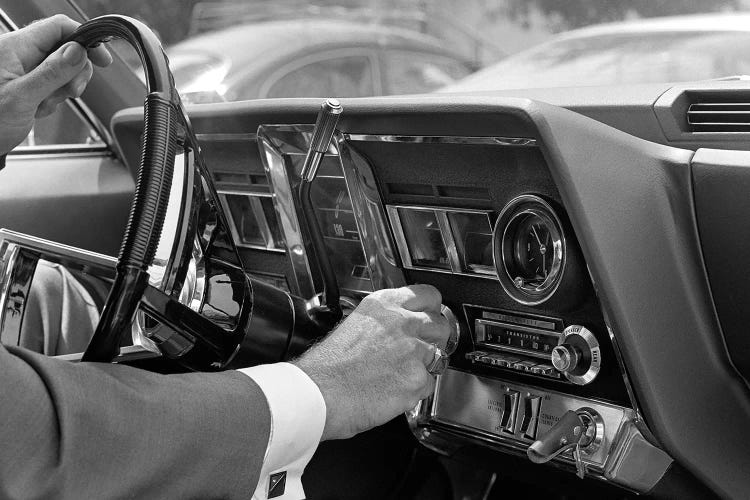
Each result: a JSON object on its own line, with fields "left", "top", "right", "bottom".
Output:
{"left": 687, "top": 103, "right": 750, "bottom": 132}
{"left": 386, "top": 182, "right": 490, "bottom": 203}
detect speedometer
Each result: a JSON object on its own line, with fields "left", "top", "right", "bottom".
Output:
{"left": 493, "top": 195, "right": 566, "bottom": 305}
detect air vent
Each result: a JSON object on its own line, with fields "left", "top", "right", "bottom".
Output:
{"left": 386, "top": 182, "right": 491, "bottom": 204}
{"left": 687, "top": 103, "right": 750, "bottom": 132}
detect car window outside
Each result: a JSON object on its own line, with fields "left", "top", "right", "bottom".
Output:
{"left": 264, "top": 54, "right": 375, "bottom": 99}
{"left": 73, "top": 0, "right": 750, "bottom": 99}
{"left": 382, "top": 51, "right": 472, "bottom": 95}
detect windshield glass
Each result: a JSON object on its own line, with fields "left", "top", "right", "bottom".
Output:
{"left": 73, "top": 0, "right": 749, "bottom": 100}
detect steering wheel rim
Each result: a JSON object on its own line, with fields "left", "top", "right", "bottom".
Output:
{"left": 59, "top": 15, "right": 188, "bottom": 363}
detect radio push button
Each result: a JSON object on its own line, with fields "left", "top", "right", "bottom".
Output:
{"left": 530, "top": 364, "right": 560, "bottom": 378}
{"left": 512, "top": 360, "right": 538, "bottom": 371}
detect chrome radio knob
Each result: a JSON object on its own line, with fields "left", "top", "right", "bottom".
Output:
{"left": 553, "top": 325, "right": 601, "bottom": 385}
{"left": 440, "top": 305, "right": 461, "bottom": 355}
{"left": 551, "top": 344, "right": 580, "bottom": 373}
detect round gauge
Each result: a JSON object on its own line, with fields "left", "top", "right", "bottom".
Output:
{"left": 493, "top": 195, "right": 566, "bottom": 305}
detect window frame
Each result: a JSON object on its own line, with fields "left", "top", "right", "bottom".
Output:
{"left": 0, "top": 7, "right": 112, "bottom": 157}
{"left": 257, "top": 47, "right": 383, "bottom": 99}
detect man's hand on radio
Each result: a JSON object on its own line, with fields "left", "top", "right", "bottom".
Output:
{"left": 293, "top": 284, "right": 451, "bottom": 441}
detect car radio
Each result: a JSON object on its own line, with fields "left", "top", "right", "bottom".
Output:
{"left": 463, "top": 306, "right": 601, "bottom": 385}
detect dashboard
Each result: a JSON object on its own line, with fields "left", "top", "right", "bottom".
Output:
{"left": 109, "top": 83, "right": 750, "bottom": 499}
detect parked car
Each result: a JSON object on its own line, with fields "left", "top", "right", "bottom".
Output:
{"left": 167, "top": 19, "right": 476, "bottom": 102}
{"left": 442, "top": 13, "right": 750, "bottom": 92}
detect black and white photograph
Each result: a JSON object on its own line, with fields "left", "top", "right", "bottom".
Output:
{"left": 0, "top": 0, "right": 746, "bottom": 498}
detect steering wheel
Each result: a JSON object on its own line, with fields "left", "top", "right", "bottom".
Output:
{"left": 63, "top": 15, "right": 321, "bottom": 368}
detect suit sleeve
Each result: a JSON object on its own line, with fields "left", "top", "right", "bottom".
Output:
{"left": 0, "top": 344, "right": 271, "bottom": 500}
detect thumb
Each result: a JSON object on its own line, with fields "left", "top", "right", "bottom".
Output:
{"left": 18, "top": 41, "right": 87, "bottom": 105}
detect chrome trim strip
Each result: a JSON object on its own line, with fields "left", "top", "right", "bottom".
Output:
{"left": 386, "top": 204, "right": 498, "bottom": 280}
{"left": 0, "top": 229, "right": 117, "bottom": 268}
{"left": 0, "top": 7, "right": 18, "bottom": 30}
{"left": 436, "top": 210, "right": 461, "bottom": 274}
{"left": 344, "top": 134, "right": 538, "bottom": 147}
{"left": 257, "top": 126, "right": 318, "bottom": 299}
{"left": 8, "top": 146, "right": 111, "bottom": 158}
{"left": 196, "top": 133, "right": 258, "bottom": 142}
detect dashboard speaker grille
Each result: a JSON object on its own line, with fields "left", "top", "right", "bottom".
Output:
{"left": 687, "top": 102, "right": 750, "bottom": 132}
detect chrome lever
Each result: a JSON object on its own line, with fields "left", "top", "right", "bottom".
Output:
{"left": 298, "top": 99, "right": 344, "bottom": 327}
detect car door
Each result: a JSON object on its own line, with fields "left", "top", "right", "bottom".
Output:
{"left": 0, "top": 3, "right": 138, "bottom": 257}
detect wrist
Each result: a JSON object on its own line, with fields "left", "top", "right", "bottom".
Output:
{"left": 292, "top": 356, "right": 339, "bottom": 441}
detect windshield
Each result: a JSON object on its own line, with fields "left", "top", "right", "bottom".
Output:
{"left": 73, "top": 0, "right": 750, "bottom": 100}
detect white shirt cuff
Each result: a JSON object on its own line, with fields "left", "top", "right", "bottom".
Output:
{"left": 238, "top": 362, "right": 326, "bottom": 500}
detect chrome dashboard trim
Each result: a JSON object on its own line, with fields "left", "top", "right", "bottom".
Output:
{"left": 257, "top": 126, "right": 317, "bottom": 299}
{"left": 196, "top": 133, "right": 258, "bottom": 142}
{"left": 337, "top": 134, "right": 406, "bottom": 290}
{"left": 344, "top": 134, "right": 538, "bottom": 147}
{"left": 408, "top": 368, "right": 670, "bottom": 493}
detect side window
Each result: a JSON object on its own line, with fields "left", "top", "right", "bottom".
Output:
{"left": 0, "top": 22, "right": 103, "bottom": 149}
{"left": 265, "top": 55, "right": 374, "bottom": 99}
{"left": 382, "top": 51, "right": 472, "bottom": 95}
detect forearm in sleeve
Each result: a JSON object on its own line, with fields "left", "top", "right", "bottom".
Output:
{"left": 0, "top": 344, "right": 271, "bottom": 500}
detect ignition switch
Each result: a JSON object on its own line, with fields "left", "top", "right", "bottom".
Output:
{"left": 526, "top": 408, "right": 603, "bottom": 479}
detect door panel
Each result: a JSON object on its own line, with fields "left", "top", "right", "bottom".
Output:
{"left": 0, "top": 153, "right": 133, "bottom": 256}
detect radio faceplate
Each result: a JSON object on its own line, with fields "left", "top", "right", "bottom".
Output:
{"left": 464, "top": 305, "right": 567, "bottom": 381}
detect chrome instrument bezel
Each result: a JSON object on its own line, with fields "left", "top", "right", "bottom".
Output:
{"left": 217, "top": 190, "right": 285, "bottom": 253}
{"left": 386, "top": 204, "right": 497, "bottom": 280}
{"left": 257, "top": 125, "right": 406, "bottom": 299}
{"left": 493, "top": 195, "right": 566, "bottom": 305}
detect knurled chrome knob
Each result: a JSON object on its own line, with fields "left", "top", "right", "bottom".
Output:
{"left": 551, "top": 344, "right": 580, "bottom": 373}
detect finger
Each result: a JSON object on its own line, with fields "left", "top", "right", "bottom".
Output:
{"left": 87, "top": 45, "right": 113, "bottom": 68}
{"left": 409, "top": 311, "right": 451, "bottom": 347}
{"left": 20, "top": 15, "right": 80, "bottom": 66}
{"left": 19, "top": 41, "right": 88, "bottom": 105}
{"left": 67, "top": 59, "right": 93, "bottom": 98}
{"left": 25, "top": 15, "right": 112, "bottom": 68}
{"left": 381, "top": 284, "right": 442, "bottom": 313}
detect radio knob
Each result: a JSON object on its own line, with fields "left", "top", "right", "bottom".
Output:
{"left": 553, "top": 325, "right": 601, "bottom": 385}
{"left": 551, "top": 344, "right": 580, "bottom": 373}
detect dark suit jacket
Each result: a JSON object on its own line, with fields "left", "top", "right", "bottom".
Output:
{"left": 0, "top": 344, "right": 271, "bottom": 499}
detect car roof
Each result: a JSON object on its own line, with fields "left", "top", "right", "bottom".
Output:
{"left": 554, "top": 12, "right": 750, "bottom": 41}
{"left": 168, "top": 19, "right": 466, "bottom": 66}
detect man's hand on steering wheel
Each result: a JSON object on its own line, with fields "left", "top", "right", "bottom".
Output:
{"left": 294, "top": 284, "right": 452, "bottom": 441}
{"left": 0, "top": 14, "right": 112, "bottom": 155}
